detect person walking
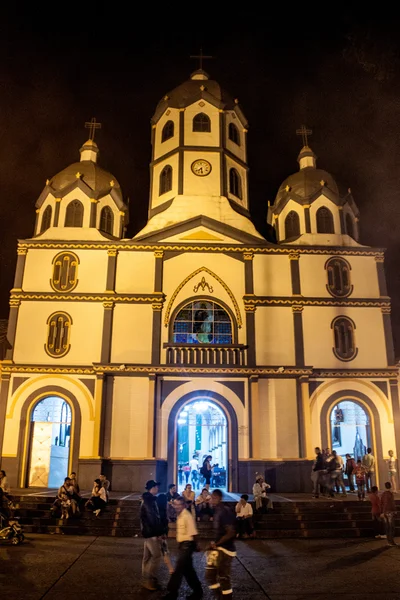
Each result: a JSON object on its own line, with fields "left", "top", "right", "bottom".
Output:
{"left": 140, "top": 479, "right": 164, "bottom": 591}
{"left": 344, "top": 454, "right": 356, "bottom": 492}
{"left": 201, "top": 456, "right": 213, "bottom": 491}
{"left": 205, "top": 489, "right": 236, "bottom": 599}
{"left": 163, "top": 497, "right": 203, "bottom": 600}
{"left": 368, "top": 485, "right": 385, "bottom": 539}
{"left": 381, "top": 481, "right": 397, "bottom": 546}
{"left": 387, "top": 450, "right": 397, "bottom": 493}
{"left": 311, "top": 447, "right": 325, "bottom": 498}
{"left": 190, "top": 455, "right": 199, "bottom": 485}
{"left": 362, "top": 448, "right": 375, "bottom": 493}
{"left": 353, "top": 460, "right": 367, "bottom": 501}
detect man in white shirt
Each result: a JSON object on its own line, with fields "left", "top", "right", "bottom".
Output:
{"left": 362, "top": 448, "right": 375, "bottom": 493}
{"left": 235, "top": 494, "right": 255, "bottom": 538}
{"left": 164, "top": 497, "right": 203, "bottom": 600}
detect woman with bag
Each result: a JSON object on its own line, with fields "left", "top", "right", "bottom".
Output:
{"left": 201, "top": 455, "right": 213, "bottom": 491}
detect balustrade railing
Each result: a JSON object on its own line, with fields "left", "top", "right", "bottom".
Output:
{"left": 164, "top": 343, "right": 247, "bottom": 366}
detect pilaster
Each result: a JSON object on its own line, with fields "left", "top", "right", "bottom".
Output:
{"left": 297, "top": 376, "right": 312, "bottom": 458}
{"left": 304, "top": 205, "right": 311, "bottom": 233}
{"left": 101, "top": 301, "right": 114, "bottom": 364}
{"left": 289, "top": 252, "right": 301, "bottom": 296}
{"left": 375, "top": 256, "right": 388, "bottom": 297}
{"left": 13, "top": 248, "right": 28, "bottom": 290}
{"left": 106, "top": 250, "right": 118, "bottom": 292}
{"left": 54, "top": 197, "right": 62, "bottom": 227}
{"left": 90, "top": 198, "right": 98, "bottom": 227}
{"left": 0, "top": 374, "right": 11, "bottom": 462}
{"left": 292, "top": 305, "right": 305, "bottom": 366}
{"left": 6, "top": 299, "right": 21, "bottom": 359}
{"left": 245, "top": 305, "right": 256, "bottom": 366}
{"left": 249, "top": 375, "right": 259, "bottom": 458}
{"left": 389, "top": 379, "right": 400, "bottom": 465}
{"left": 381, "top": 306, "right": 395, "bottom": 366}
{"left": 100, "top": 375, "right": 114, "bottom": 459}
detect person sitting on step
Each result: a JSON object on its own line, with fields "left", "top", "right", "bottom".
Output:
{"left": 86, "top": 478, "right": 107, "bottom": 517}
{"left": 195, "top": 488, "right": 213, "bottom": 522}
{"left": 235, "top": 494, "right": 255, "bottom": 538}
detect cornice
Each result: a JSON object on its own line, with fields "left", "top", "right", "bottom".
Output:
{"left": 9, "top": 292, "right": 165, "bottom": 304}
{"left": 17, "top": 240, "right": 385, "bottom": 258}
{"left": 243, "top": 296, "right": 391, "bottom": 309}
{"left": 312, "top": 369, "right": 399, "bottom": 378}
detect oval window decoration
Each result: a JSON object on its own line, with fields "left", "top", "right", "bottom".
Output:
{"left": 325, "top": 257, "right": 353, "bottom": 298}
{"left": 45, "top": 312, "right": 72, "bottom": 358}
{"left": 173, "top": 300, "right": 233, "bottom": 344}
{"left": 332, "top": 316, "right": 358, "bottom": 361}
{"left": 51, "top": 252, "right": 79, "bottom": 292}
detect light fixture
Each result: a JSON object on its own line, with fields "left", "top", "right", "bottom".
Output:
{"left": 177, "top": 419, "right": 186, "bottom": 425}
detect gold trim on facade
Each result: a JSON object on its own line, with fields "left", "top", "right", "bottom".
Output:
{"left": 10, "top": 292, "right": 166, "bottom": 304}
{"left": 244, "top": 297, "right": 391, "bottom": 309}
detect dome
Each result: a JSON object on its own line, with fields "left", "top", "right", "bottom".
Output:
{"left": 48, "top": 140, "right": 123, "bottom": 204}
{"left": 275, "top": 167, "right": 339, "bottom": 205}
{"left": 152, "top": 70, "right": 238, "bottom": 122}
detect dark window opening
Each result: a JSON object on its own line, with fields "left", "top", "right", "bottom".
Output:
{"left": 65, "top": 200, "right": 84, "bottom": 227}
{"left": 159, "top": 165, "right": 173, "bottom": 195}
{"left": 229, "top": 168, "right": 242, "bottom": 199}
{"left": 332, "top": 316, "right": 357, "bottom": 361}
{"left": 228, "top": 123, "right": 240, "bottom": 145}
{"left": 193, "top": 112, "right": 211, "bottom": 132}
{"left": 316, "top": 206, "right": 334, "bottom": 233}
{"left": 162, "top": 120, "right": 174, "bottom": 142}
{"left": 284, "top": 211, "right": 300, "bottom": 238}
{"left": 326, "top": 257, "right": 352, "bottom": 297}
{"left": 99, "top": 206, "right": 114, "bottom": 235}
{"left": 40, "top": 205, "right": 52, "bottom": 233}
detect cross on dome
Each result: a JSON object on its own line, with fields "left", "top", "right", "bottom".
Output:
{"left": 190, "top": 48, "right": 213, "bottom": 71}
{"left": 296, "top": 124, "right": 312, "bottom": 147}
{"left": 85, "top": 117, "right": 102, "bottom": 142}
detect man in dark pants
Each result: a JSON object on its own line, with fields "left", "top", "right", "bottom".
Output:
{"left": 140, "top": 480, "right": 164, "bottom": 591}
{"left": 206, "top": 489, "right": 236, "bottom": 599}
{"left": 163, "top": 497, "right": 202, "bottom": 599}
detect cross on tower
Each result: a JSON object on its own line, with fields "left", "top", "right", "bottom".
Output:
{"left": 296, "top": 124, "right": 312, "bottom": 147}
{"left": 85, "top": 117, "right": 102, "bottom": 141}
{"left": 190, "top": 48, "right": 213, "bottom": 70}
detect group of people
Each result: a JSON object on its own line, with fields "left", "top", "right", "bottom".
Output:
{"left": 51, "top": 472, "right": 110, "bottom": 519}
{"left": 312, "top": 446, "right": 398, "bottom": 501}
{"left": 140, "top": 479, "right": 237, "bottom": 600}
{"left": 179, "top": 455, "right": 216, "bottom": 491}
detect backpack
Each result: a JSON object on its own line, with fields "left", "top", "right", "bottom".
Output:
{"left": 200, "top": 464, "right": 207, "bottom": 477}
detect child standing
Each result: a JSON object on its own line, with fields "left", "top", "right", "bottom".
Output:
{"left": 353, "top": 460, "right": 366, "bottom": 501}
{"left": 381, "top": 481, "right": 397, "bottom": 547}
{"left": 368, "top": 486, "right": 385, "bottom": 539}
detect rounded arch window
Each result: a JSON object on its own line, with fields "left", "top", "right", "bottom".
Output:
{"left": 228, "top": 123, "right": 240, "bottom": 145}
{"left": 45, "top": 311, "right": 72, "bottom": 358}
{"left": 284, "top": 211, "right": 300, "bottom": 239}
{"left": 162, "top": 120, "right": 174, "bottom": 142}
{"left": 65, "top": 200, "right": 84, "bottom": 227}
{"left": 326, "top": 257, "right": 353, "bottom": 298}
{"left": 51, "top": 252, "right": 79, "bottom": 292}
{"left": 316, "top": 206, "right": 334, "bottom": 233}
{"left": 159, "top": 165, "right": 173, "bottom": 195}
{"left": 332, "top": 316, "right": 357, "bottom": 361}
{"left": 193, "top": 112, "right": 211, "bottom": 132}
{"left": 99, "top": 206, "right": 114, "bottom": 235}
{"left": 173, "top": 300, "right": 233, "bottom": 344}
{"left": 229, "top": 168, "right": 242, "bottom": 199}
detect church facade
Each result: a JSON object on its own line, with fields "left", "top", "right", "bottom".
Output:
{"left": 0, "top": 69, "right": 399, "bottom": 492}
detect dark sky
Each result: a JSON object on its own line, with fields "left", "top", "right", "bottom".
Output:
{"left": 1, "top": 10, "right": 400, "bottom": 354}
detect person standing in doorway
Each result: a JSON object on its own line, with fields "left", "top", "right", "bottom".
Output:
{"left": 381, "top": 481, "right": 397, "bottom": 546}
{"left": 345, "top": 454, "right": 356, "bottom": 492}
{"left": 202, "top": 456, "right": 213, "bottom": 491}
{"left": 190, "top": 455, "right": 199, "bottom": 485}
{"left": 311, "top": 448, "right": 324, "bottom": 498}
{"left": 387, "top": 450, "right": 397, "bottom": 493}
{"left": 140, "top": 480, "right": 164, "bottom": 591}
{"left": 362, "top": 448, "right": 375, "bottom": 493}
{"left": 205, "top": 489, "right": 236, "bottom": 599}
{"left": 164, "top": 497, "right": 203, "bottom": 600}
{"left": 183, "top": 463, "right": 191, "bottom": 485}
{"left": 354, "top": 460, "right": 367, "bottom": 501}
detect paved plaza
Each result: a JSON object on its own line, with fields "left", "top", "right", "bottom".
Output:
{"left": 1, "top": 534, "right": 400, "bottom": 599}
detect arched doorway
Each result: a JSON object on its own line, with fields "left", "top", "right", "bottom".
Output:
{"left": 330, "top": 400, "right": 371, "bottom": 463}
{"left": 27, "top": 396, "right": 72, "bottom": 487}
{"left": 177, "top": 400, "right": 228, "bottom": 493}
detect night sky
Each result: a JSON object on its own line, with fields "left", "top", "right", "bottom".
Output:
{"left": 1, "top": 11, "right": 400, "bottom": 355}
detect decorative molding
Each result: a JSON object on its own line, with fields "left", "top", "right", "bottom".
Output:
{"left": 154, "top": 250, "right": 164, "bottom": 259}
{"left": 107, "top": 249, "right": 118, "bottom": 257}
{"left": 288, "top": 252, "right": 299, "bottom": 261}
{"left": 243, "top": 296, "right": 390, "bottom": 309}
{"left": 381, "top": 306, "right": 391, "bottom": 314}
{"left": 9, "top": 299, "right": 21, "bottom": 307}
{"left": 375, "top": 256, "right": 385, "bottom": 263}
{"left": 312, "top": 369, "right": 398, "bottom": 378}
{"left": 193, "top": 276, "right": 214, "bottom": 293}
{"left": 152, "top": 303, "right": 163, "bottom": 311}
{"left": 292, "top": 305, "right": 304, "bottom": 313}
{"left": 17, "top": 248, "right": 28, "bottom": 256}
{"left": 102, "top": 301, "right": 114, "bottom": 310}
{"left": 17, "top": 240, "right": 386, "bottom": 258}
{"left": 164, "top": 266, "right": 242, "bottom": 328}
{"left": 243, "top": 252, "right": 254, "bottom": 261}
{"left": 9, "top": 291, "right": 165, "bottom": 304}
{"left": 244, "top": 305, "right": 257, "bottom": 312}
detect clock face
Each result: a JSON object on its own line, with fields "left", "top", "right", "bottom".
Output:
{"left": 191, "top": 159, "right": 212, "bottom": 177}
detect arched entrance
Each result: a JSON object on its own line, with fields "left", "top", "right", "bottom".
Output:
{"left": 27, "top": 396, "right": 72, "bottom": 487}
{"left": 177, "top": 399, "right": 228, "bottom": 492}
{"left": 329, "top": 400, "right": 371, "bottom": 463}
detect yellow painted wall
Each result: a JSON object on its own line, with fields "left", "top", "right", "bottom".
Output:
{"left": 115, "top": 251, "right": 155, "bottom": 294}
{"left": 111, "top": 304, "right": 153, "bottom": 363}
{"left": 110, "top": 376, "right": 150, "bottom": 457}
{"left": 13, "top": 301, "right": 104, "bottom": 364}
{"left": 253, "top": 255, "right": 292, "bottom": 297}
{"left": 300, "top": 255, "right": 380, "bottom": 298}
{"left": 303, "top": 306, "right": 387, "bottom": 368}
{"left": 255, "top": 307, "right": 295, "bottom": 365}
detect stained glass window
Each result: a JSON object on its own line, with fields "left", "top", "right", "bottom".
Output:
{"left": 173, "top": 300, "right": 232, "bottom": 344}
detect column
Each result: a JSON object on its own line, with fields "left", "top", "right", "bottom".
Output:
{"left": 7, "top": 299, "right": 21, "bottom": 359}
{"left": 245, "top": 306, "right": 256, "bottom": 366}
{"left": 0, "top": 374, "right": 11, "bottom": 461}
{"left": 338, "top": 205, "right": 345, "bottom": 233}
{"left": 382, "top": 306, "right": 395, "bottom": 366}
{"left": 92, "top": 374, "right": 104, "bottom": 458}
{"left": 90, "top": 198, "right": 98, "bottom": 227}
{"left": 249, "top": 375, "right": 259, "bottom": 458}
{"left": 148, "top": 374, "right": 156, "bottom": 457}
{"left": 304, "top": 205, "right": 311, "bottom": 233}
{"left": 13, "top": 248, "right": 28, "bottom": 290}
{"left": 152, "top": 251, "right": 164, "bottom": 365}
{"left": 375, "top": 255, "right": 388, "bottom": 297}
{"left": 292, "top": 305, "right": 305, "bottom": 366}
{"left": 106, "top": 250, "right": 118, "bottom": 292}
{"left": 53, "top": 197, "right": 62, "bottom": 227}
{"left": 273, "top": 214, "right": 280, "bottom": 240}
{"left": 289, "top": 252, "right": 301, "bottom": 296}
{"left": 297, "top": 376, "right": 313, "bottom": 458}
{"left": 100, "top": 375, "right": 114, "bottom": 459}
{"left": 101, "top": 301, "right": 114, "bottom": 364}
{"left": 389, "top": 379, "right": 400, "bottom": 465}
